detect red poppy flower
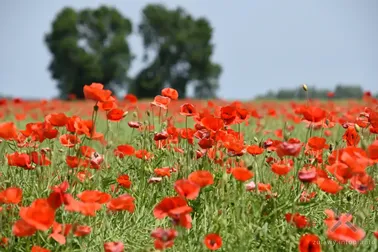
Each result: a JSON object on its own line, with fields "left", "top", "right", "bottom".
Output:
{"left": 151, "top": 228, "right": 178, "bottom": 250}
{"left": 124, "top": 93, "right": 138, "bottom": 103}
{"left": 161, "top": 88, "right": 179, "bottom": 100}
{"left": 285, "top": 213, "right": 310, "bottom": 228}
{"left": 151, "top": 95, "right": 171, "bottom": 110}
{"left": 107, "top": 194, "right": 135, "bottom": 212}
{"left": 204, "top": 233, "right": 222, "bottom": 250}
{"left": 302, "top": 106, "right": 326, "bottom": 122}
{"left": 117, "top": 175, "right": 132, "bottom": 189}
{"left": 0, "top": 187, "right": 22, "bottom": 204}
{"left": 188, "top": 170, "right": 214, "bottom": 188}
{"left": 83, "top": 83, "right": 112, "bottom": 102}
{"left": 107, "top": 108, "right": 125, "bottom": 121}
{"left": 180, "top": 103, "right": 196, "bottom": 116}
{"left": 77, "top": 190, "right": 111, "bottom": 204}
{"left": 114, "top": 144, "right": 135, "bottom": 158}
{"left": 19, "top": 198, "right": 55, "bottom": 231}
{"left": 247, "top": 145, "right": 264, "bottom": 155}
{"left": 104, "top": 242, "right": 124, "bottom": 252}
{"left": 299, "top": 234, "right": 321, "bottom": 252}
{"left": 342, "top": 126, "right": 360, "bottom": 146}
{"left": 231, "top": 167, "right": 254, "bottom": 182}
{"left": 174, "top": 179, "right": 200, "bottom": 200}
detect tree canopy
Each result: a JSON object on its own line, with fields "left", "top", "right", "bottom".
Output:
{"left": 45, "top": 4, "right": 222, "bottom": 100}
{"left": 130, "top": 4, "right": 222, "bottom": 99}
{"left": 45, "top": 6, "right": 134, "bottom": 99}
{"left": 256, "top": 84, "right": 368, "bottom": 100}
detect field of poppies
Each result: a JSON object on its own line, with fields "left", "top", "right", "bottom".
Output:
{"left": 0, "top": 83, "right": 377, "bottom": 252}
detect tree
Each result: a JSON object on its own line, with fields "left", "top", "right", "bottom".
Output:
{"left": 256, "top": 84, "right": 365, "bottom": 100}
{"left": 131, "top": 4, "right": 222, "bottom": 99}
{"left": 334, "top": 84, "right": 363, "bottom": 99}
{"left": 45, "top": 6, "right": 133, "bottom": 99}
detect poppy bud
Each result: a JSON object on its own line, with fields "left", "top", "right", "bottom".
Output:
{"left": 222, "top": 171, "right": 228, "bottom": 182}
{"left": 284, "top": 131, "right": 290, "bottom": 141}
{"left": 360, "top": 139, "right": 368, "bottom": 150}
{"left": 146, "top": 110, "right": 150, "bottom": 117}
{"left": 354, "top": 123, "right": 361, "bottom": 133}
{"left": 123, "top": 111, "right": 128, "bottom": 118}
{"left": 106, "top": 141, "right": 113, "bottom": 150}
{"left": 253, "top": 137, "right": 258, "bottom": 142}
{"left": 132, "top": 111, "right": 138, "bottom": 118}
{"left": 302, "top": 84, "right": 308, "bottom": 91}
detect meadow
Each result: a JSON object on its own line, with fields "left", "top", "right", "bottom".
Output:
{"left": 0, "top": 84, "right": 377, "bottom": 252}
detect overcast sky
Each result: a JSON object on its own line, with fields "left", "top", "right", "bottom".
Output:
{"left": 1, "top": 0, "right": 377, "bottom": 100}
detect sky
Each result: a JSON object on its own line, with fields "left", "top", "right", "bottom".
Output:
{"left": 0, "top": 0, "right": 377, "bottom": 100}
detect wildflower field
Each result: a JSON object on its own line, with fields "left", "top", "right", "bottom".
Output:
{"left": 0, "top": 84, "right": 377, "bottom": 252}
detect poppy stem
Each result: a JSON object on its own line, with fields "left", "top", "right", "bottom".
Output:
{"left": 238, "top": 123, "right": 241, "bottom": 140}
{"left": 185, "top": 116, "right": 189, "bottom": 174}
{"left": 158, "top": 107, "right": 162, "bottom": 131}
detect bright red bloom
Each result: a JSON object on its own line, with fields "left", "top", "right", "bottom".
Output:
{"left": 77, "top": 190, "right": 111, "bottom": 204}
{"left": 180, "top": 103, "right": 196, "bottom": 116}
{"left": 104, "top": 242, "right": 125, "bottom": 252}
{"left": 151, "top": 228, "right": 178, "bottom": 250}
{"left": 83, "top": 83, "right": 112, "bottom": 102}
{"left": 117, "top": 175, "right": 132, "bottom": 189}
{"left": 107, "top": 108, "right": 125, "bottom": 121}
{"left": 0, "top": 187, "right": 22, "bottom": 204}
{"left": 161, "top": 88, "right": 178, "bottom": 100}
{"left": 19, "top": 198, "right": 55, "bottom": 231}
{"left": 342, "top": 126, "right": 360, "bottom": 146}
{"left": 188, "top": 170, "right": 214, "bottom": 188}
{"left": 324, "top": 209, "right": 365, "bottom": 244}
{"left": 107, "top": 194, "right": 135, "bottom": 212}
{"left": 204, "top": 233, "right": 222, "bottom": 250}
{"left": 299, "top": 234, "right": 321, "bottom": 252}
{"left": 285, "top": 213, "right": 310, "bottom": 228}
{"left": 174, "top": 179, "right": 200, "bottom": 200}
{"left": 231, "top": 167, "right": 254, "bottom": 182}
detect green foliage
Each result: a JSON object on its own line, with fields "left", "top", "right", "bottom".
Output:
{"left": 131, "top": 4, "right": 222, "bottom": 99}
{"left": 257, "top": 84, "right": 367, "bottom": 100}
{"left": 45, "top": 4, "right": 222, "bottom": 100}
{"left": 1, "top": 108, "right": 377, "bottom": 251}
{"left": 45, "top": 6, "right": 134, "bottom": 99}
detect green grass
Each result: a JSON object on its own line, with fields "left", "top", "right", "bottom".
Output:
{"left": 0, "top": 104, "right": 377, "bottom": 252}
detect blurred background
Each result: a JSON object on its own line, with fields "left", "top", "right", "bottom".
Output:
{"left": 0, "top": 0, "right": 377, "bottom": 101}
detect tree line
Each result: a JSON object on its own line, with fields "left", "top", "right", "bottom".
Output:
{"left": 45, "top": 4, "right": 222, "bottom": 100}
{"left": 255, "top": 84, "right": 377, "bottom": 100}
